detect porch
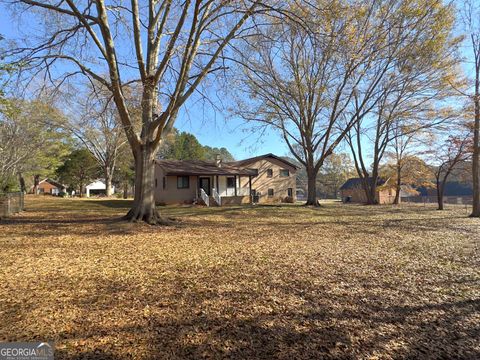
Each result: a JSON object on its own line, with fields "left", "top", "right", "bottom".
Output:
{"left": 196, "top": 174, "right": 253, "bottom": 206}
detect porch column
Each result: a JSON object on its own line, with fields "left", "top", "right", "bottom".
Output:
{"left": 249, "top": 175, "right": 252, "bottom": 204}
{"left": 216, "top": 175, "right": 219, "bottom": 193}
{"left": 196, "top": 176, "right": 199, "bottom": 199}
{"left": 234, "top": 175, "right": 237, "bottom": 196}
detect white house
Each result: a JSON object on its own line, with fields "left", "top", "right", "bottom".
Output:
{"left": 85, "top": 180, "right": 114, "bottom": 197}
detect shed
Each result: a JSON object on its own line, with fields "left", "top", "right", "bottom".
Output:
{"left": 85, "top": 180, "right": 114, "bottom": 197}
{"left": 339, "top": 177, "right": 398, "bottom": 204}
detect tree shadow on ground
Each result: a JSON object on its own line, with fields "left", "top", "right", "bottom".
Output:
{"left": 89, "top": 199, "right": 133, "bottom": 209}
{"left": 34, "top": 273, "right": 480, "bottom": 359}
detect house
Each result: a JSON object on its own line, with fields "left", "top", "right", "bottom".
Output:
{"left": 339, "top": 177, "right": 398, "bottom": 204}
{"left": 154, "top": 153, "right": 297, "bottom": 206}
{"left": 85, "top": 180, "right": 114, "bottom": 197}
{"left": 31, "top": 179, "right": 66, "bottom": 195}
{"left": 417, "top": 181, "right": 472, "bottom": 197}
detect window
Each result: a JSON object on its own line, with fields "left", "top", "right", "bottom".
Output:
{"left": 177, "top": 176, "right": 189, "bottom": 189}
{"left": 280, "top": 169, "right": 290, "bottom": 177}
{"left": 226, "top": 177, "right": 235, "bottom": 188}
{"left": 268, "top": 188, "right": 274, "bottom": 197}
{"left": 155, "top": 178, "right": 158, "bottom": 188}
{"left": 163, "top": 177, "right": 166, "bottom": 189}
{"left": 287, "top": 188, "right": 293, "bottom": 197}
{"left": 266, "top": 169, "right": 273, "bottom": 178}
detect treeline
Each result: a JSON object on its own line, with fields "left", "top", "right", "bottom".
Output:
{"left": 0, "top": 95, "right": 233, "bottom": 196}
{"left": 158, "top": 129, "right": 234, "bottom": 162}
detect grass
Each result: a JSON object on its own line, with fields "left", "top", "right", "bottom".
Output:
{"left": 0, "top": 196, "right": 479, "bottom": 359}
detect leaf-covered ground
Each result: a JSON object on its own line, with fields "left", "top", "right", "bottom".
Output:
{"left": 0, "top": 196, "right": 479, "bottom": 359}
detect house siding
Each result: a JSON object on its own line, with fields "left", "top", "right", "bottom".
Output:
{"left": 154, "top": 166, "right": 198, "bottom": 205}
{"left": 239, "top": 158, "right": 296, "bottom": 203}
{"left": 340, "top": 187, "right": 399, "bottom": 204}
{"left": 377, "top": 188, "right": 398, "bottom": 204}
{"left": 37, "top": 181, "right": 59, "bottom": 195}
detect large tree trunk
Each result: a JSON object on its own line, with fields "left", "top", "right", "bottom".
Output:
{"left": 124, "top": 144, "right": 163, "bottom": 224}
{"left": 105, "top": 167, "right": 113, "bottom": 197}
{"left": 367, "top": 183, "right": 378, "bottom": 205}
{"left": 18, "top": 173, "right": 26, "bottom": 193}
{"left": 393, "top": 164, "right": 401, "bottom": 205}
{"left": 363, "top": 172, "right": 378, "bottom": 205}
{"left": 305, "top": 168, "right": 319, "bottom": 206}
{"left": 437, "top": 180, "right": 444, "bottom": 210}
{"left": 33, "top": 174, "right": 40, "bottom": 195}
{"left": 368, "top": 166, "right": 380, "bottom": 205}
{"left": 471, "top": 74, "right": 480, "bottom": 217}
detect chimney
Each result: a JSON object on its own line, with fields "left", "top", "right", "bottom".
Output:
{"left": 215, "top": 154, "right": 222, "bottom": 167}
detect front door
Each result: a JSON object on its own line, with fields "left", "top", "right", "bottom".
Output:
{"left": 199, "top": 177, "right": 211, "bottom": 196}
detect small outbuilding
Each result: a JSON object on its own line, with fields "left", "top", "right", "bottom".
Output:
{"left": 32, "top": 179, "right": 66, "bottom": 195}
{"left": 340, "top": 177, "right": 398, "bottom": 204}
{"left": 85, "top": 180, "right": 114, "bottom": 197}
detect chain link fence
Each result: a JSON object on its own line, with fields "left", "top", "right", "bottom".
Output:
{"left": 0, "top": 192, "right": 25, "bottom": 218}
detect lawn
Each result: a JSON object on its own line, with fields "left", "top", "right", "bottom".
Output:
{"left": 0, "top": 196, "right": 479, "bottom": 359}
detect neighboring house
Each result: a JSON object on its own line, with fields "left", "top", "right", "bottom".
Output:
{"left": 86, "top": 180, "right": 114, "bottom": 197}
{"left": 154, "top": 153, "right": 297, "bottom": 206}
{"left": 417, "top": 181, "right": 472, "bottom": 197}
{"left": 31, "top": 179, "right": 66, "bottom": 195}
{"left": 339, "top": 177, "right": 398, "bottom": 204}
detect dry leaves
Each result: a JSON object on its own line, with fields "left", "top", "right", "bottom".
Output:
{"left": 0, "top": 197, "right": 479, "bottom": 359}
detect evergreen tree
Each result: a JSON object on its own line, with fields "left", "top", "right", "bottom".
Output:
{"left": 56, "top": 149, "right": 100, "bottom": 197}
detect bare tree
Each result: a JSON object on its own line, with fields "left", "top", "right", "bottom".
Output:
{"left": 462, "top": 0, "right": 480, "bottom": 217}
{"left": 345, "top": 0, "right": 459, "bottom": 204}
{"left": 432, "top": 134, "right": 472, "bottom": 210}
{"left": 232, "top": 0, "right": 456, "bottom": 206}
{"left": 386, "top": 123, "right": 434, "bottom": 204}
{"left": 57, "top": 83, "right": 131, "bottom": 197}
{"left": 4, "top": 0, "right": 285, "bottom": 223}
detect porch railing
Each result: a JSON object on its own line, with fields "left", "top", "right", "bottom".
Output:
{"left": 223, "top": 187, "right": 250, "bottom": 197}
{"left": 200, "top": 188, "right": 209, "bottom": 207}
{"left": 212, "top": 188, "right": 221, "bottom": 206}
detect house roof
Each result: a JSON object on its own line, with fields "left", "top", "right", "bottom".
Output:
{"left": 417, "top": 181, "right": 472, "bottom": 197}
{"left": 229, "top": 153, "right": 298, "bottom": 169}
{"left": 86, "top": 179, "right": 114, "bottom": 190}
{"left": 39, "top": 178, "right": 65, "bottom": 189}
{"left": 340, "top": 177, "right": 387, "bottom": 190}
{"left": 155, "top": 159, "right": 258, "bottom": 176}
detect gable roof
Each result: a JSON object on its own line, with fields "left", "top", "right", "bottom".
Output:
{"left": 340, "top": 177, "right": 387, "bottom": 190}
{"left": 155, "top": 159, "right": 258, "bottom": 176}
{"left": 39, "top": 178, "right": 66, "bottom": 189}
{"left": 229, "top": 153, "right": 298, "bottom": 169}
